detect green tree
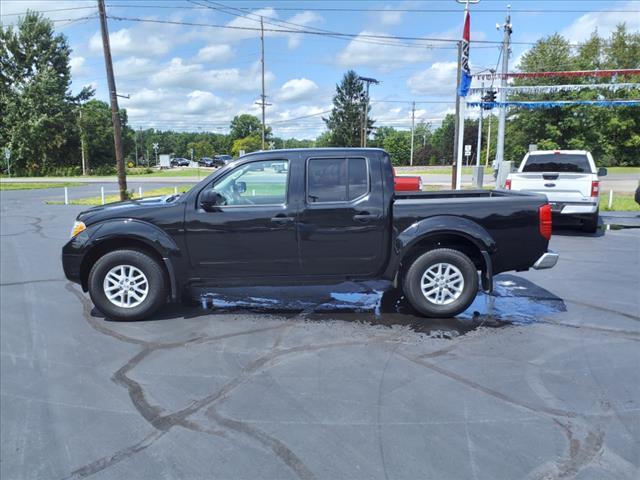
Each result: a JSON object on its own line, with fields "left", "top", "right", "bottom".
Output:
{"left": 1, "top": 11, "right": 92, "bottom": 175}
{"left": 382, "top": 129, "right": 412, "bottom": 166}
{"left": 187, "top": 140, "right": 214, "bottom": 159}
{"left": 230, "top": 114, "right": 270, "bottom": 140}
{"left": 231, "top": 135, "right": 261, "bottom": 157}
{"left": 323, "top": 70, "right": 374, "bottom": 147}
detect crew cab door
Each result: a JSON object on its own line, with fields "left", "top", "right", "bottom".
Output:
{"left": 298, "top": 155, "right": 386, "bottom": 276}
{"left": 184, "top": 159, "right": 299, "bottom": 279}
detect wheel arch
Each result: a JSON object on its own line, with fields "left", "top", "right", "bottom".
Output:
{"left": 79, "top": 221, "right": 180, "bottom": 301}
{"left": 390, "top": 216, "right": 496, "bottom": 292}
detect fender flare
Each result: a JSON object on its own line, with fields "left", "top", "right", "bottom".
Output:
{"left": 80, "top": 219, "right": 182, "bottom": 300}
{"left": 388, "top": 216, "right": 497, "bottom": 292}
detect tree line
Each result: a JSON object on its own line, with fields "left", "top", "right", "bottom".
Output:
{"left": 1, "top": 13, "right": 638, "bottom": 177}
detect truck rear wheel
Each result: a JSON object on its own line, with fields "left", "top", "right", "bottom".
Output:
{"left": 403, "top": 248, "right": 479, "bottom": 318}
{"left": 88, "top": 249, "right": 167, "bottom": 321}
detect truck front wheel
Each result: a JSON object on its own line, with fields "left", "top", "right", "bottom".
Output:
{"left": 403, "top": 248, "right": 479, "bottom": 318}
{"left": 88, "top": 249, "right": 167, "bottom": 321}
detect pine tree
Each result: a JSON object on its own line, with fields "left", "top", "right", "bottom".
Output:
{"left": 0, "top": 11, "right": 92, "bottom": 175}
{"left": 323, "top": 70, "right": 374, "bottom": 147}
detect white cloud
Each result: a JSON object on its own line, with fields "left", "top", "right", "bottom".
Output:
{"left": 89, "top": 27, "right": 172, "bottom": 57}
{"left": 186, "top": 90, "right": 226, "bottom": 114}
{"left": 276, "top": 78, "right": 319, "bottom": 102}
{"left": 561, "top": 1, "right": 640, "bottom": 42}
{"left": 336, "top": 31, "right": 432, "bottom": 71}
{"left": 113, "top": 57, "right": 154, "bottom": 78}
{"left": 197, "top": 8, "right": 323, "bottom": 49}
{"left": 379, "top": 7, "right": 403, "bottom": 26}
{"left": 150, "top": 57, "right": 274, "bottom": 93}
{"left": 196, "top": 45, "right": 234, "bottom": 63}
{"left": 69, "top": 56, "right": 85, "bottom": 76}
{"left": 407, "top": 61, "right": 459, "bottom": 95}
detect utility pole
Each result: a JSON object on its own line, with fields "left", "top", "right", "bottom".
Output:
{"left": 476, "top": 82, "right": 484, "bottom": 167}
{"left": 409, "top": 101, "right": 416, "bottom": 166}
{"left": 452, "top": 40, "right": 462, "bottom": 189}
{"left": 97, "top": 0, "right": 127, "bottom": 200}
{"left": 485, "top": 113, "right": 492, "bottom": 167}
{"left": 256, "top": 17, "right": 270, "bottom": 150}
{"left": 134, "top": 127, "right": 138, "bottom": 167}
{"left": 358, "top": 76, "right": 379, "bottom": 147}
{"left": 78, "top": 104, "right": 88, "bottom": 175}
{"left": 494, "top": 6, "right": 512, "bottom": 169}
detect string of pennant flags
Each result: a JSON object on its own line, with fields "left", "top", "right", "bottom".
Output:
{"left": 473, "top": 68, "right": 640, "bottom": 81}
{"left": 468, "top": 82, "right": 640, "bottom": 95}
{"left": 466, "top": 99, "right": 640, "bottom": 109}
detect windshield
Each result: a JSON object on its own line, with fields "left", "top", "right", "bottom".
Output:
{"left": 522, "top": 153, "right": 592, "bottom": 173}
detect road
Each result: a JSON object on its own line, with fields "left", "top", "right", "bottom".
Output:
{"left": 1, "top": 187, "right": 639, "bottom": 479}
{"left": 3, "top": 170, "right": 638, "bottom": 192}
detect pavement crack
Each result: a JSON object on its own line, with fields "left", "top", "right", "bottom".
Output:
{"left": 207, "top": 407, "right": 317, "bottom": 480}
{"left": 62, "top": 430, "right": 166, "bottom": 480}
{"left": 399, "top": 352, "right": 578, "bottom": 419}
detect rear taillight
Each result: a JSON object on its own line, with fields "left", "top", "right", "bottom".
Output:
{"left": 505, "top": 179, "right": 512, "bottom": 190}
{"left": 590, "top": 180, "right": 599, "bottom": 197}
{"left": 539, "top": 204, "right": 552, "bottom": 240}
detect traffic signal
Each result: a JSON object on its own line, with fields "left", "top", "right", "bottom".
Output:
{"left": 482, "top": 89, "right": 497, "bottom": 110}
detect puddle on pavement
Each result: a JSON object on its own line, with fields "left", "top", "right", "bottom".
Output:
{"left": 197, "top": 274, "right": 566, "bottom": 338}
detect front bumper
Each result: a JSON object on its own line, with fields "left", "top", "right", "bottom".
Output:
{"left": 62, "top": 253, "right": 83, "bottom": 283}
{"left": 533, "top": 251, "right": 559, "bottom": 270}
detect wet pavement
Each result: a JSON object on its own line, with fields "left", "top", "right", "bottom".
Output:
{"left": 1, "top": 187, "right": 639, "bottom": 479}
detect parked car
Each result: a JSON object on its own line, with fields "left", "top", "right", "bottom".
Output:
{"left": 171, "top": 157, "right": 190, "bottom": 167}
{"left": 215, "top": 154, "right": 233, "bottom": 166}
{"left": 635, "top": 183, "right": 640, "bottom": 206}
{"left": 505, "top": 150, "right": 606, "bottom": 233}
{"left": 198, "top": 157, "right": 215, "bottom": 167}
{"left": 62, "top": 148, "right": 557, "bottom": 321}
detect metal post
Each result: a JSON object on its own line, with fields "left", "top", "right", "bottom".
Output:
{"left": 64, "top": 187, "right": 69, "bottom": 205}
{"left": 174, "top": 186, "right": 178, "bottom": 195}
{"left": 476, "top": 82, "right": 484, "bottom": 167}
{"left": 97, "top": 0, "right": 127, "bottom": 200}
{"left": 494, "top": 6, "right": 511, "bottom": 168}
{"left": 410, "top": 101, "right": 416, "bottom": 166}
{"left": 260, "top": 16, "right": 266, "bottom": 150}
{"left": 452, "top": 41, "right": 462, "bottom": 189}
{"left": 138, "top": 186, "right": 142, "bottom": 198}
{"left": 101, "top": 186, "right": 105, "bottom": 205}
{"left": 608, "top": 190, "right": 613, "bottom": 209}
{"left": 485, "top": 113, "right": 492, "bottom": 167}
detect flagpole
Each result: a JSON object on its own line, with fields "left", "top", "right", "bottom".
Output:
{"left": 454, "top": 0, "right": 477, "bottom": 190}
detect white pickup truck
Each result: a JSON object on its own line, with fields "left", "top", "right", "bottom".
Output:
{"left": 505, "top": 150, "right": 607, "bottom": 233}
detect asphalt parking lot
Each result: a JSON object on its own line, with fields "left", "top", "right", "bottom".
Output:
{"left": 1, "top": 186, "right": 639, "bottom": 480}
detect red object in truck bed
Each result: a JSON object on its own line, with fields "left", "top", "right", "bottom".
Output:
{"left": 394, "top": 175, "right": 422, "bottom": 191}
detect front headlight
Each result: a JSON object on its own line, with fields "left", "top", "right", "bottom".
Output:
{"left": 70, "top": 221, "right": 86, "bottom": 238}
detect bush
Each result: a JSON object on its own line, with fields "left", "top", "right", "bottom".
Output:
{"left": 42, "top": 165, "right": 82, "bottom": 177}
{"left": 92, "top": 165, "right": 116, "bottom": 176}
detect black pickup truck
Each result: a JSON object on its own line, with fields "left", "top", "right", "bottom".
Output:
{"left": 62, "top": 148, "right": 558, "bottom": 321}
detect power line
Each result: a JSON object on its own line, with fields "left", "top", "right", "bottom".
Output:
{"left": 105, "top": 15, "right": 592, "bottom": 48}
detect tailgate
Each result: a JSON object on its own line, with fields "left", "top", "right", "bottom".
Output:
{"left": 509, "top": 172, "right": 594, "bottom": 203}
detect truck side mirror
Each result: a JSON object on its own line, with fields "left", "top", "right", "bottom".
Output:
{"left": 597, "top": 167, "right": 607, "bottom": 177}
{"left": 200, "top": 189, "right": 226, "bottom": 211}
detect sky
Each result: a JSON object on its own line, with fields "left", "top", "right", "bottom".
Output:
{"left": 2, "top": 0, "right": 639, "bottom": 139}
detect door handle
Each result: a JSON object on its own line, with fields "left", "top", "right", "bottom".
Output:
{"left": 353, "top": 212, "right": 377, "bottom": 223}
{"left": 270, "top": 214, "right": 294, "bottom": 225}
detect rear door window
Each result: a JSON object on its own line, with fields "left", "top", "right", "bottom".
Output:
{"left": 522, "top": 154, "right": 591, "bottom": 173}
{"left": 307, "top": 158, "right": 369, "bottom": 203}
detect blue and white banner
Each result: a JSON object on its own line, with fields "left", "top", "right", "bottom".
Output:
{"left": 468, "top": 83, "right": 640, "bottom": 95}
{"left": 457, "top": 11, "right": 472, "bottom": 97}
{"left": 467, "top": 99, "right": 640, "bottom": 109}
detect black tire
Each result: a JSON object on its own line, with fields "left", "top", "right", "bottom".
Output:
{"left": 402, "top": 248, "right": 479, "bottom": 318}
{"left": 582, "top": 210, "right": 599, "bottom": 233}
{"left": 88, "top": 249, "right": 167, "bottom": 321}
